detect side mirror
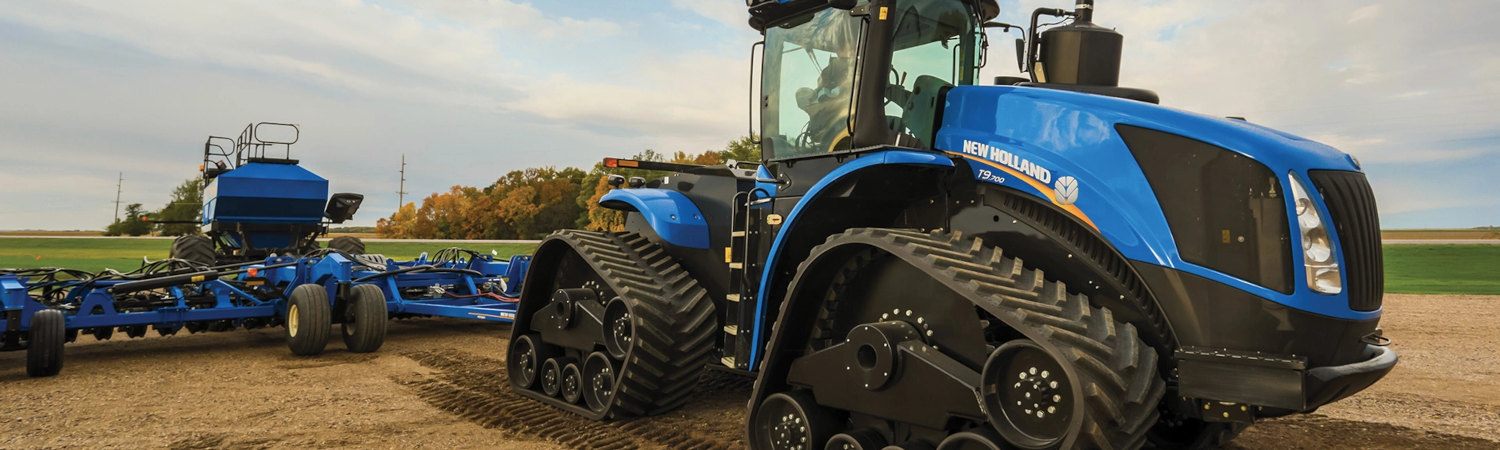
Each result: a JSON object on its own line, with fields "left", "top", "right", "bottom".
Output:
{"left": 325, "top": 193, "right": 364, "bottom": 224}
{"left": 1015, "top": 38, "right": 1027, "bottom": 73}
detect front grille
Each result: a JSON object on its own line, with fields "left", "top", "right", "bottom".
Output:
{"left": 1309, "top": 170, "right": 1383, "bottom": 311}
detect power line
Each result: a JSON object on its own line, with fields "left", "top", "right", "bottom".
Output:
{"left": 112, "top": 172, "right": 123, "bottom": 224}
{"left": 397, "top": 154, "right": 408, "bottom": 207}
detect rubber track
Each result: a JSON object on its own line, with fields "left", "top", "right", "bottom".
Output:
{"left": 401, "top": 349, "right": 746, "bottom": 449}
{"left": 794, "top": 229, "right": 1165, "bottom": 449}
{"left": 525, "top": 231, "right": 717, "bottom": 419}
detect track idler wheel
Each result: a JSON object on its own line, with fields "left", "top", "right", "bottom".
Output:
{"left": 602, "top": 297, "right": 632, "bottom": 360}
{"left": 980, "top": 340, "right": 1074, "bottom": 448}
{"left": 582, "top": 352, "right": 616, "bottom": 413}
{"left": 751, "top": 391, "right": 836, "bottom": 450}
{"left": 509, "top": 334, "right": 556, "bottom": 389}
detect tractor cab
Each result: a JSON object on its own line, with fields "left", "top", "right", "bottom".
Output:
{"left": 754, "top": 0, "right": 989, "bottom": 161}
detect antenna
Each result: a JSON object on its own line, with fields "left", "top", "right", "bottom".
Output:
{"left": 113, "top": 172, "right": 124, "bottom": 224}
{"left": 397, "top": 154, "right": 408, "bottom": 207}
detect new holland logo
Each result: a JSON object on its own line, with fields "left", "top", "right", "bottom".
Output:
{"left": 1054, "top": 176, "right": 1079, "bottom": 205}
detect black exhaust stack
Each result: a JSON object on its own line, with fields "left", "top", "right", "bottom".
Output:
{"left": 1036, "top": 0, "right": 1122, "bottom": 86}
{"left": 1021, "top": 0, "right": 1158, "bottom": 103}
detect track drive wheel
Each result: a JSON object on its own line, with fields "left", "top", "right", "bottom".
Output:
{"left": 26, "top": 309, "right": 65, "bottom": 377}
{"left": 170, "top": 235, "right": 217, "bottom": 267}
{"left": 748, "top": 229, "right": 1164, "bottom": 449}
{"left": 327, "top": 236, "right": 366, "bottom": 255}
{"left": 508, "top": 230, "right": 715, "bottom": 420}
{"left": 342, "top": 284, "right": 388, "bottom": 353}
{"left": 286, "top": 284, "right": 331, "bottom": 356}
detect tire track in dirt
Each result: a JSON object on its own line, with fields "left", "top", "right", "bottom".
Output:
{"left": 397, "top": 349, "right": 751, "bottom": 449}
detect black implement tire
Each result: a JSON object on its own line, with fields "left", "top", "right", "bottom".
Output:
{"left": 26, "top": 309, "right": 65, "bottom": 377}
{"left": 327, "top": 236, "right": 365, "bottom": 255}
{"left": 286, "top": 284, "right": 331, "bottom": 356}
{"left": 170, "top": 235, "right": 216, "bottom": 267}
{"left": 341, "top": 284, "right": 388, "bottom": 353}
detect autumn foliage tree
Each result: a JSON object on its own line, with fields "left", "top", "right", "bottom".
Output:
{"left": 378, "top": 136, "right": 759, "bottom": 239}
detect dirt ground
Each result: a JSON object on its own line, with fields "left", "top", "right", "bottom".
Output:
{"left": 1, "top": 294, "right": 1496, "bottom": 449}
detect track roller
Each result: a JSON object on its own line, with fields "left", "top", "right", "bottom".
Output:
{"left": 508, "top": 230, "right": 715, "bottom": 420}
{"left": 560, "top": 362, "right": 583, "bottom": 404}
{"left": 825, "top": 429, "right": 886, "bottom": 449}
{"left": 751, "top": 391, "right": 836, "bottom": 450}
{"left": 748, "top": 229, "right": 1164, "bottom": 449}
{"left": 541, "top": 357, "right": 567, "bottom": 398}
{"left": 26, "top": 309, "right": 65, "bottom": 377}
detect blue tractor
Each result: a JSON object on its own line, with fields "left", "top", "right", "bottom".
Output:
{"left": 508, "top": 1, "right": 1395, "bottom": 448}
{"left": 177, "top": 122, "right": 366, "bottom": 265}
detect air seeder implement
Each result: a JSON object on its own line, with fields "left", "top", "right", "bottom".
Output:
{"left": 2, "top": 123, "right": 529, "bottom": 377}
{"left": 507, "top": 1, "right": 1396, "bottom": 448}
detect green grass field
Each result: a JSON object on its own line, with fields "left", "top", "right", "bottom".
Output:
{"left": 1382, "top": 245, "right": 1500, "bottom": 295}
{"left": 0, "top": 237, "right": 536, "bottom": 273}
{"left": 1, "top": 237, "right": 1495, "bottom": 295}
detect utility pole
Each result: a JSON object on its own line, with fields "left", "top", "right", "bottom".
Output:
{"left": 397, "top": 154, "right": 408, "bottom": 207}
{"left": 113, "top": 172, "right": 123, "bottom": 224}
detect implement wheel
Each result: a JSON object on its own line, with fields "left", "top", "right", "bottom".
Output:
{"left": 748, "top": 229, "right": 1164, "bottom": 449}
{"left": 26, "top": 309, "right": 65, "bottom": 377}
{"left": 170, "top": 235, "right": 216, "bottom": 267}
{"left": 342, "top": 284, "right": 388, "bottom": 353}
{"left": 327, "top": 236, "right": 365, "bottom": 255}
{"left": 286, "top": 284, "right": 331, "bottom": 356}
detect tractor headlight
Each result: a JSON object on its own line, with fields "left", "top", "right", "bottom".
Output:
{"left": 1288, "top": 173, "right": 1342, "bottom": 294}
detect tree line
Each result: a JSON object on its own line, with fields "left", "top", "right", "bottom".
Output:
{"left": 376, "top": 136, "right": 758, "bottom": 239}
{"left": 109, "top": 136, "right": 758, "bottom": 239}
{"left": 104, "top": 178, "right": 203, "bottom": 236}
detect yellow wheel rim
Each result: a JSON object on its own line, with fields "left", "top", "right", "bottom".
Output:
{"left": 288, "top": 304, "right": 299, "bottom": 337}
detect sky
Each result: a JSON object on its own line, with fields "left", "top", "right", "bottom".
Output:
{"left": 0, "top": 0, "right": 1495, "bottom": 230}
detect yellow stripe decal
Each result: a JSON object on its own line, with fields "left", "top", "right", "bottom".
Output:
{"left": 948, "top": 152, "right": 1098, "bottom": 231}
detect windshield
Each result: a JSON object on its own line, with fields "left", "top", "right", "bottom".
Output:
{"left": 758, "top": 1, "right": 978, "bottom": 159}
{"left": 885, "top": 0, "right": 979, "bottom": 146}
{"left": 761, "top": 8, "right": 862, "bottom": 159}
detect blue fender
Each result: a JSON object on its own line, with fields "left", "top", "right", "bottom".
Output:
{"left": 748, "top": 150, "right": 955, "bottom": 365}
{"left": 600, "top": 188, "right": 711, "bottom": 249}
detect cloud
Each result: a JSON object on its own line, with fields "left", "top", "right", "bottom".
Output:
{"left": 670, "top": 0, "right": 747, "bottom": 28}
